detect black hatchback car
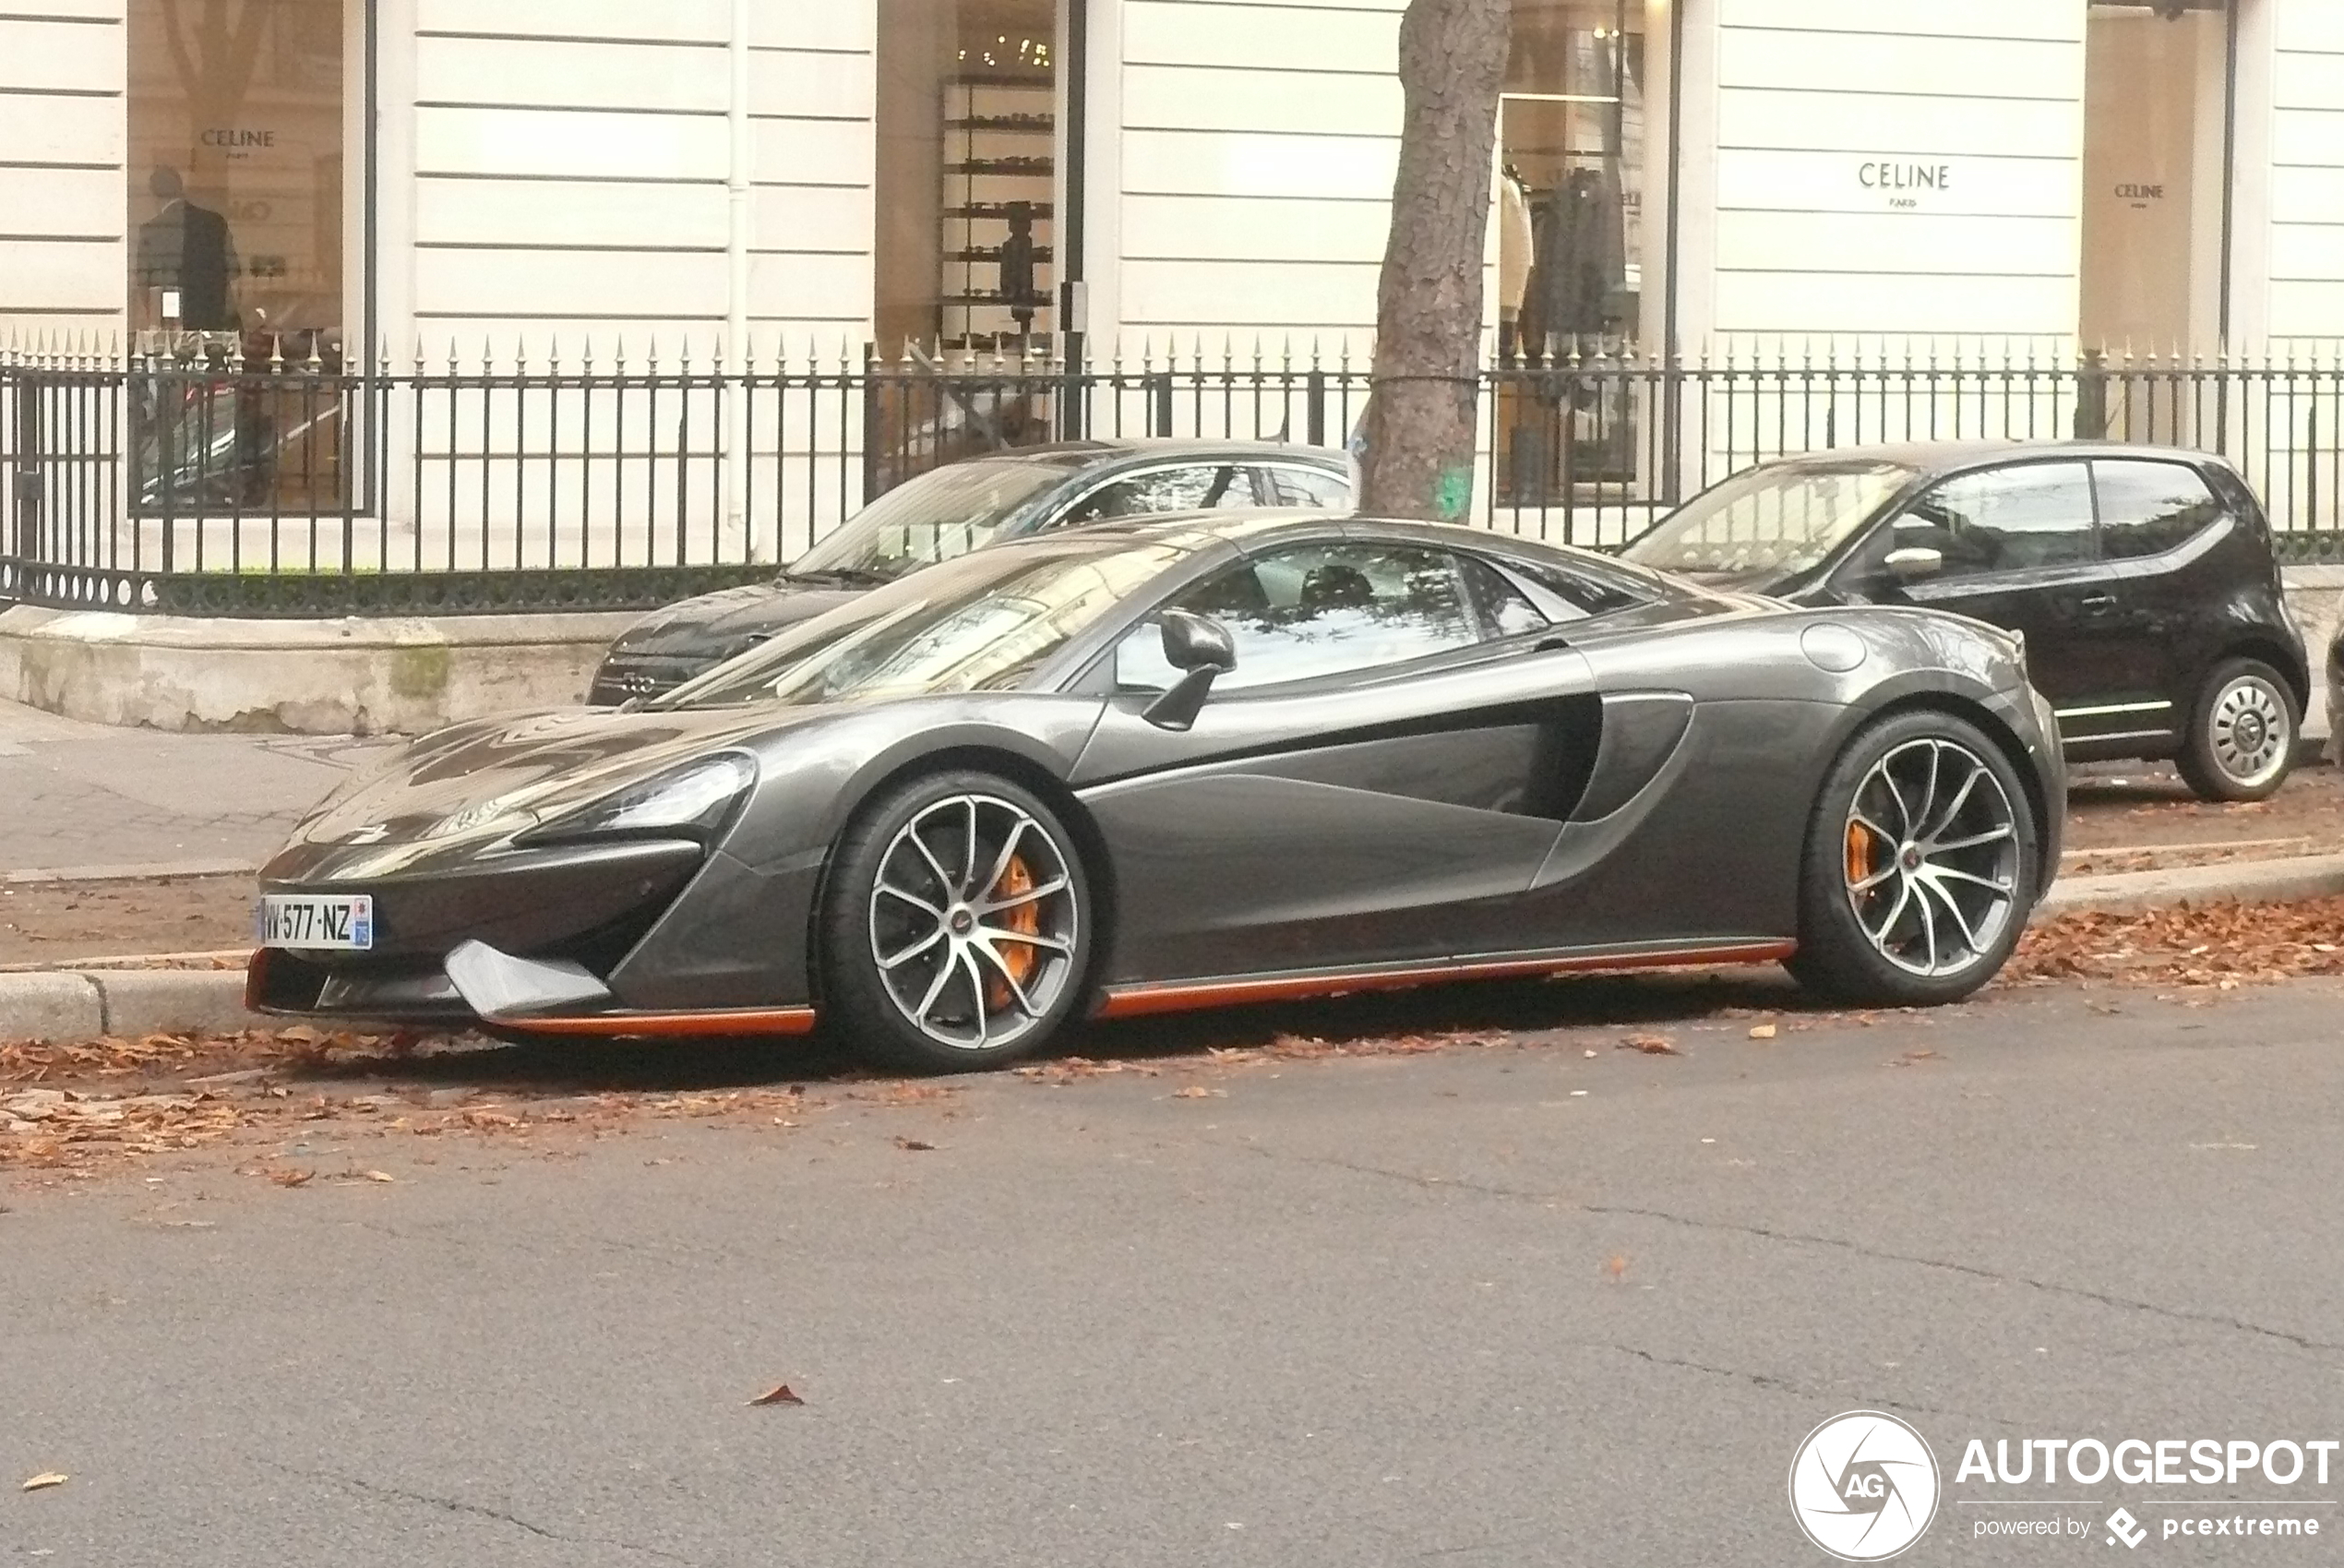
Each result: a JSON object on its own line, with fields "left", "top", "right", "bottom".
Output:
{"left": 589, "top": 439, "right": 1353, "bottom": 704}
{"left": 1622, "top": 441, "right": 2307, "bottom": 800}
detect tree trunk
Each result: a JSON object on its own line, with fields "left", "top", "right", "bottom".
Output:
{"left": 1356, "top": 0, "right": 1511, "bottom": 521}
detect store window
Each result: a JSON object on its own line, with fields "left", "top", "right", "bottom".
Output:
{"left": 875, "top": 0, "right": 1059, "bottom": 356}
{"left": 1496, "top": 0, "right": 1650, "bottom": 505}
{"left": 2081, "top": 0, "right": 2233, "bottom": 355}
{"left": 128, "top": 0, "right": 344, "bottom": 350}
{"left": 1498, "top": 0, "right": 1646, "bottom": 362}
{"left": 126, "top": 0, "right": 351, "bottom": 512}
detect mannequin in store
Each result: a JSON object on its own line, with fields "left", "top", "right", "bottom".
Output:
{"left": 135, "top": 167, "right": 241, "bottom": 331}
{"left": 998, "top": 201, "right": 1041, "bottom": 341}
{"left": 1523, "top": 166, "right": 1624, "bottom": 352}
{"left": 1497, "top": 164, "right": 1534, "bottom": 362}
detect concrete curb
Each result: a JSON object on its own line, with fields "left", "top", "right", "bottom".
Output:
{"left": 4, "top": 856, "right": 2343, "bottom": 1041}
{"left": 0, "top": 965, "right": 252, "bottom": 1042}
{"left": 2035, "top": 852, "right": 2344, "bottom": 918}
{"left": 2, "top": 859, "right": 258, "bottom": 886}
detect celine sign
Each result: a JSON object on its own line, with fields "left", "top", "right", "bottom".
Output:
{"left": 1860, "top": 160, "right": 1953, "bottom": 210}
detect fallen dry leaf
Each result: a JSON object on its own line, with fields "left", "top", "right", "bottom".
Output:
{"left": 21, "top": 1472, "right": 66, "bottom": 1491}
{"left": 891, "top": 1136, "right": 936, "bottom": 1152}
{"left": 1748, "top": 1023, "right": 1777, "bottom": 1040}
{"left": 747, "top": 1383, "right": 806, "bottom": 1407}
{"left": 1171, "top": 1085, "right": 1226, "bottom": 1099}
{"left": 2007, "top": 895, "right": 2344, "bottom": 987}
{"left": 357, "top": 1170, "right": 395, "bottom": 1183}
{"left": 266, "top": 1167, "right": 315, "bottom": 1188}
{"left": 1890, "top": 1048, "right": 1940, "bottom": 1067}
{"left": 1619, "top": 1034, "right": 1679, "bottom": 1056}
{"left": 1603, "top": 1255, "right": 1630, "bottom": 1282}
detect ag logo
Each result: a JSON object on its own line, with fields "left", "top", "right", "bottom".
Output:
{"left": 1788, "top": 1411, "right": 1941, "bottom": 1561}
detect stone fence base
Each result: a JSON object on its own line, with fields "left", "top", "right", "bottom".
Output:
{"left": 0, "top": 605, "right": 639, "bottom": 736}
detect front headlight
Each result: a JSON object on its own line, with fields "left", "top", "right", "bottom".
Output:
{"left": 523, "top": 754, "right": 758, "bottom": 844}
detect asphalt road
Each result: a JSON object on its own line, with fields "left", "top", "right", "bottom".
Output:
{"left": 6, "top": 976, "right": 2344, "bottom": 1567}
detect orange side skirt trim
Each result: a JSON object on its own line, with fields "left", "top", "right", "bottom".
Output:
{"left": 487, "top": 1007, "right": 819, "bottom": 1038}
{"left": 1093, "top": 940, "right": 1799, "bottom": 1020}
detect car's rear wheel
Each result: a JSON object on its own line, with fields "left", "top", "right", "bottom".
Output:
{"left": 2174, "top": 657, "right": 2297, "bottom": 802}
{"left": 819, "top": 770, "right": 1092, "bottom": 1073}
{"left": 1788, "top": 711, "right": 2039, "bottom": 1007}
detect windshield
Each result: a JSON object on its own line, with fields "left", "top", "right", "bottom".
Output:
{"left": 1623, "top": 460, "right": 1916, "bottom": 578}
{"left": 656, "top": 539, "right": 1190, "bottom": 709}
{"left": 789, "top": 459, "right": 1068, "bottom": 581}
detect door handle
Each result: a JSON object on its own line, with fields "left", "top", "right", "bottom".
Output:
{"left": 2076, "top": 592, "right": 2118, "bottom": 617}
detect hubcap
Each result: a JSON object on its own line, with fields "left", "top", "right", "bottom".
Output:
{"left": 868, "top": 794, "right": 1078, "bottom": 1051}
{"left": 2209, "top": 676, "right": 2290, "bottom": 787}
{"left": 1842, "top": 738, "right": 2022, "bottom": 979}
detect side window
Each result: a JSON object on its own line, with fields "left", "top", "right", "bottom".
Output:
{"left": 2093, "top": 459, "right": 2224, "bottom": 560}
{"left": 1059, "top": 464, "right": 1247, "bottom": 526}
{"left": 1262, "top": 465, "right": 1352, "bottom": 509}
{"left": 1459, "top": 556, "right": 1549, "bottom": 638}
{"left": 1896, "top": 462, "right": 2095, "bottom": 578}
{"left": 1115, "top": 543, "right": 1477, "bottom": 692}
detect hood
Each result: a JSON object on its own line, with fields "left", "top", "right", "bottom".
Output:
{"left": 611, "top": 581, "right": 864, "bottom": 660}
{"left": 269, "top": 703, "right": 837, "bottom": 880}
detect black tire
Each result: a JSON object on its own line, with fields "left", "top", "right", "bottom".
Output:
{"left": 2173, "top": 657, "right": 2298, "bottom": 803}
{"left": 1788, "top": 709, "right": 2040, "bottom": 1007}
{"left": 818, "top": 769, "right": 1094, "bottom": 1073}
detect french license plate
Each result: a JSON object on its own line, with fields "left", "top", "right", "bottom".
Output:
{"left": 257, "top": 893, "right": 374, "bottom": 951}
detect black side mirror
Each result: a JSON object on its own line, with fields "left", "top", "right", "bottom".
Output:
{"left": 1141, "top": 608, "right": 1238, "bottom": 731}
{"left": 1158, "top": 607, "right": 1236, "bottom": 673}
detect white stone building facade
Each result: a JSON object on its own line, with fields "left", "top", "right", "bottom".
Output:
{"left": 3, "top": 0, "right": 2338, "bottom": 358}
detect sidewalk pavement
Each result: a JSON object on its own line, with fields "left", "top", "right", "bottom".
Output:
{"left": 0, "top": 699, "right": 388, "bottom": 880}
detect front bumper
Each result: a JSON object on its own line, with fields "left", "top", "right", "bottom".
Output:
{"left": 249, "top": 835, "right": 827, "bottom": 1035}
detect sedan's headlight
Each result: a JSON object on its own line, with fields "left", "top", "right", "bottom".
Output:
{"left": 524, "top": 755, "right": 757, "bottom": 844}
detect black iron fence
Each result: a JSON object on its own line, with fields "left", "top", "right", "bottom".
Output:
{"left": 4, "top": 335, "right": 2340, "bottom": 616}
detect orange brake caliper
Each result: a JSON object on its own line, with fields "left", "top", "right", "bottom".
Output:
{"left": 1845, "top": 820, "right": 1873, "bottom": 890}
{"left": 983, "top": 856, "right": 1040, "bottom": 1011}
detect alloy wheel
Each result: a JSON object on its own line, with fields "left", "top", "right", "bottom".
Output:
{"left": 867, "top": 793, "right": 1080, "bottom": 1051}
{"left": 1841, "top": 738, "right": 2022, "bottom": 979}
{"left": 2207, "top": 673, "right": 2290, "bottom": 789}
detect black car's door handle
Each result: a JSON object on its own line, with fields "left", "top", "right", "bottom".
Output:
{"left": 2076, "top": 592, "right": 2119, "bottom": 617}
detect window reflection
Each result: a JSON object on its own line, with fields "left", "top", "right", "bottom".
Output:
{"left": 127, "top": 0, "right": 348, "bottom": 515}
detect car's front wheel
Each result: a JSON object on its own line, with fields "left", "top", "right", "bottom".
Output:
{"left": 819, "top": 770, "right": 1093, "bottom": 1072}
{"left": 1788, "top": 710, "right": 2039, "bottom": 1007}
{"left": 2174, "top": 657, "right": 2297, "bottom": 802}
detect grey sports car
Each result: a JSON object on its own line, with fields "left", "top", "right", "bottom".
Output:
{"left": 251, "top": 511, "right": 2063, "bottom": 1072}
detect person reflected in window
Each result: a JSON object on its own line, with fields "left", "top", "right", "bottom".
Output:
{"left": 135, "top": 167, "right": 241, "bottom": 331}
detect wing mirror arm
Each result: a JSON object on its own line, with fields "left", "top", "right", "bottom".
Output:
{"left": 1140, "top": 609, "right": 1238, "bottom": 731}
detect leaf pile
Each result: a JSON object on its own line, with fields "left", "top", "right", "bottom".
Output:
{"left": 2009, "top": 897, "right": 2344, "bottom": 986}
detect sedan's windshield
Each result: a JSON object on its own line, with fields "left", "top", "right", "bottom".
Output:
{"left": 656, "top": 539, "right": 1189, "bottom": 709}
{"left": 1622, "top": 459, "right": 1916, "bottom": 579}
{"left": 787, "top": 459, "right": 1069, "bottom": 581}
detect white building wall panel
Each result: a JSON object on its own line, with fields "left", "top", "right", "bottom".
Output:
{"left": 1703, "top": 1, "right": 2085, "bottom": 348}
{"left": 405, "top": 6, "right": 873, "bottom": 346}
{"left": 0, "top": 5, "right": 123, "bottom": 338}
{"left": 2268, "top": 0, "right": 2344, "bottom": 339}
{"left": 1107, "top": 0, "right": 1403, "bottom": 353}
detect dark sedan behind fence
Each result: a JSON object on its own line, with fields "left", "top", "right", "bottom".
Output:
{"left": 3, "top": 335, "right": 2340, "bottom": 616}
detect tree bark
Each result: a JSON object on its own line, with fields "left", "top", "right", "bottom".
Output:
{"left": 1357, "top": 0, "right": 1511, "bottom": 521}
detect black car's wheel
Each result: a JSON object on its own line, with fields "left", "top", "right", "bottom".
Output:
{"left": 819, "top": 770, "right": 1093, "bottom": 1072}
{"left": 1788, "top": 710, "right": 2039, "bottom": 1007}
{"left": 2174, "top": 657, "right": 2297, "bottom": 803}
